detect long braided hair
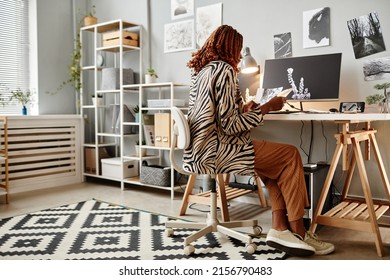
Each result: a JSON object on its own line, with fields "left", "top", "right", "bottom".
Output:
{"left": 187, "top": 25, "right": 243, "bottom": 73}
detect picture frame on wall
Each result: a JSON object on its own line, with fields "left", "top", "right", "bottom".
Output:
{"left": 195, "top": 3, "right": 223, "bottom": 49}
{"left": 303, "top": 7, "right": 330, "bottom": 49}
{"left": 164, "top": 19, "right": 194, "bottom": 53}
{"left": 171, "top": 0, "right": 194, "bottom": 20}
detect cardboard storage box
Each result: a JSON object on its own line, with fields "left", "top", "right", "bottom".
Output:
{"left": 101, "top": 157, "right": 139, "bottom": 179}
{"left": 84, "top": 147, "right": 110, "bottom": 174}
{"left": 102, "top": 30, "right": 138, "bottom": 47}
{"left": 154, "top": 113, "right": 171, "bottom": 147}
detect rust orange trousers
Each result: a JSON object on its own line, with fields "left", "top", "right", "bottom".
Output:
{"left": 253, "top": 140, "right": 309, "bottom": 222}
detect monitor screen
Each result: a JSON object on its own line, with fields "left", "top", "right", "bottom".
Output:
{"left": 262, "top": 53, "right": 342, "bottom": 101}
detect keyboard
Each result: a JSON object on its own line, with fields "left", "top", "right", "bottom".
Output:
{"left": 268, "top": 109, "right": 331, "bottom": 114}
{"left": 268, "top": 110, "right": 301, "bottom": 114}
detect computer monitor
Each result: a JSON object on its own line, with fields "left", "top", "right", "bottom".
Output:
{"left": 262, "top": 53, "right": 342, "bottom": 107}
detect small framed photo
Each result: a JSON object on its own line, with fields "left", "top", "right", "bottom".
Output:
{"left": 171, "top": 0, "right": 194, "bottom": 20}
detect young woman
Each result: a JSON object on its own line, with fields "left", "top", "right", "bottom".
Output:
{"left": 183, "top": 25, "right": 334, "bottom": 257}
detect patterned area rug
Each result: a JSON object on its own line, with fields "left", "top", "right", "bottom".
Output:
{"left": 0, "top": 199, "right": 286, "bottom": 260}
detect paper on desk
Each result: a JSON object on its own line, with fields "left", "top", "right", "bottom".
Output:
{"left": 255, "top": 87, "right": 292, "bottom": 105}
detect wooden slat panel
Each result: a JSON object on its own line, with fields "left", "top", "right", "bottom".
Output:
{"left": 9, "top": 165, "right": 76, "bottom": 180}
{"left": 317, "top": 215, "right": 373, "bottom": 232}
{"left": 8, "top": 132, "right": 76, "bottom": 142}
{"left": 333, "top": 202, "right": 359, "bottom": 218}
{"left": 7, "top": 140, "right": 76, "bottom": 150}
{"left": 7, "top": 127, "right": 76, "bottom": 134}
{"left": 3, "top": 118, "right": 81, "bottom": 193}
{"left": 323, "top": 201, "right": 349, "bottom": 217}
{"left": 8, "top": 146, "right": 75, "bottom": 157}
{"left": 8, "top": 152, "right": 75, "bottom": 164}
{"left": 356, "top": 205, "right": 379, "bottom": 221}
{"left": 8, "top": 159, "right": 76, "bottom": 172}
{"left": 344, "top": 203, "right": 367, "bottom": 219}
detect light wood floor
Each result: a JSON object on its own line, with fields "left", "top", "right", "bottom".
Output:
{"left": 1, "top": 179, "right": 390, "bottom": 260}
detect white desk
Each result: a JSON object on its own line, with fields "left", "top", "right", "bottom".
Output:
{"left": 264, "top": 112, "right": 390, "bottom": 122}
{"left": 264, "top": 112, "right": 390, "bottom": 257}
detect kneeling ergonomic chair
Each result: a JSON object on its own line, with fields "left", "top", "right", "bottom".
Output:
{"left": 165, "top": 107, "right": 261, "bottom": 255}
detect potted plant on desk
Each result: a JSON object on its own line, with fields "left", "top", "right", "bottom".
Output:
{"left": 366, "top": 83, "right": 390, "bottom": 113}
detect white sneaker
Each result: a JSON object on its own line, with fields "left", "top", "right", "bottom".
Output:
{"left": 266, "top": 228, "right": 315, "bottom": 257}
{"left": 304, "top": 231, "right": 335, "bottom": 255}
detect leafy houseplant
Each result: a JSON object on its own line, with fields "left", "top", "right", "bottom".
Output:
{"left": 9, "top": 88, "right": 34, "bottom": 115}
{"left": 145, "top": 68, "right": 158, "bottom": 84}
{"left": 83, "top": 5, "right": 97, "bottom": 26}
{"left": 366, "top": 83, "right": 390, "bottom": 113}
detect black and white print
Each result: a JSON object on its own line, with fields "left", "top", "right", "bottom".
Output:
{"left": 363, "top": 56, "right": 390, "bottom": 81}
{"left": 274, "top": 32, "right": 292, "bottom": 58}
{"left": 164, "top": 19, "right": 194, "bottom": 53}
{"left": 303, "top": 7, "right": 330, "bottom": 48}
{"left": 195, "top": 3, "right": 222, "bottom": 49}
{"left": 171, "top": 0, "right": 194, "bottom": 20}
{"left": 347, "top": 11, "right": 386, "bottom": 59}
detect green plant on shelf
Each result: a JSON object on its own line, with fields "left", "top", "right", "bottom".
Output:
{"left": 146, "top": 68, "right": 158, "bottom": 78}
{"left": 135, "top": 140, "right": 146, "bottom": 145}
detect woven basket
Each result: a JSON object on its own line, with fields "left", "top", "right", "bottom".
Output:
{"left": 140, "top": 165, "right": 171, "bottom": 187}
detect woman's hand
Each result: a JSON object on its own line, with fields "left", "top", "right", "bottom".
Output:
{"left": 244, "top": 100, "right": 258, "bottom": 112}
{"left": 260, "top": 97, "right": 286, "bottom": 115}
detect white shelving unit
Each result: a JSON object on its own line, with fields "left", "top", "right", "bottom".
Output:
{"left": 122, "top": 82, "right": 189, "bottom": 199}
{"left": 80, "top": 19, "right": 189, "bottom": 199}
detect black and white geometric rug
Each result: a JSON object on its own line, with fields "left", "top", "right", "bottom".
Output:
{"left": 0, "top": 199, "right": 286, "bottom": 260}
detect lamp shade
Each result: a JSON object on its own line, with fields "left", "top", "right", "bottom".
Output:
{"left": 240, "top": 47, "right": 258, "bottom": 74}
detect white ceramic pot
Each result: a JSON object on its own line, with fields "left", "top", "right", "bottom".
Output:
{"left": 92, "top": 97, "right": 103, "bottom": 106}
{"left": 135, "top": 145, "right": 147, "bottom": 157}
{"left": 145, "top": 74, "right": 157, "bottom": 84}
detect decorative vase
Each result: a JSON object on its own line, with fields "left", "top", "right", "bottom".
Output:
{"left": 145, "top": 74, "right": 156, "bottom": 84}
{"left": 22, "top": 105, "right": 27, "bottom": 115}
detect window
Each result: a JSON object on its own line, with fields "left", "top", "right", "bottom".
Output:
{"left": 0, "top": 0, "right": 30, "bottom": 114}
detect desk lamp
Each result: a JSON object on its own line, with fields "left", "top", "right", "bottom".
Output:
{"left": 240, "top": 47, "right": 259, "bottom": 74}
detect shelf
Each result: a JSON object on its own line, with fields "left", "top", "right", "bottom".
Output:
{"left": 96, "top": 45, "right": 140, "bottom": 53}
{"left": 122, "top": 82, "right": 189, "bottom": 89}
{"left": 84, "top": 142, "right": 117, "bottom": 148}
{"left": 123, "top": 155, "right": 159, "bottom": 161}
{"left": 81, "top": 19, "right": 188, "bottom": 199}
{"left": 81, "top": 19, "right": 140, "bottom": 33}
{"left": 96, "top": 133, "right": 121, "bottom": 137}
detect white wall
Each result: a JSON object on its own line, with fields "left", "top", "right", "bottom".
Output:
{"left": 147, "top": 0, "right": 390, "bottom": 200}
{"left": 37, "top": 0, "right": 76, "bottom": 114}
{"left": 37, "top": 0, "right": 390, "bottom": 199}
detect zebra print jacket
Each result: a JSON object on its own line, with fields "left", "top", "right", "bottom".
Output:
{"left": 183, "top": 60, "right": 263, "bottom": 175}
